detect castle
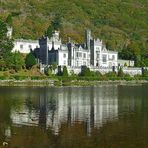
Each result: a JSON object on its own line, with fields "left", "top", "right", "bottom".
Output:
{"left": 36, "top": 30, "right": 118, "bottom": 68}
{"left": 10, "top": 28, "right": 134, "bottom": 69}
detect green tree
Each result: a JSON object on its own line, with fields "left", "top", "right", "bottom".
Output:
{"left": 44, "top": 66, "right": 53, "bottom": 76}
{"left": 51, "top": 16, "right": 61, "bottom": 31}
{"left": 13, "top": 52, "right": 24, "bottom": 71}
{"left": 25, "top": 53, "right": 36, "bottom": 69}
{"left": 62, "top": 66, "right": 68, "bottom": 76}
{"left": 52, "top": 63, "right": 57, "bottom": 73}
{"left": 118, "top": 67, "right": 124, "bottom": 77}
{"left": 6, "top": 14, "right": 13, "bottom": 26}
{"left": 45, "top": 25, "right": 54, "bottom": 38}
{"left": 0, "top": 19, "right": 13, "bottom": 70}
{"left": 0, "top": 19, "right": 13, "bottom": 52}
{"left": 143, "top": 68, "right": 148, "bottom": 77}
{"left": 80, "top": 66, "right": 91, "bottom": 77}
{"left": 3, "top": 51, "right": 14, "bottom": 69}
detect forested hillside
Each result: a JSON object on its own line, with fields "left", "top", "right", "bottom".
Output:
{"left": 0, "top": 0, "right": 148, "bottom": 66}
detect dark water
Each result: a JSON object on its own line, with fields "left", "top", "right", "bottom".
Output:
{"left": 0, "top": 84, "right": 148, "bottom": 148}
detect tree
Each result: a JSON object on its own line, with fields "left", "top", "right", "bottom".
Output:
{"left": 62, "top": 66, "right": 68, "bottom": 76}
{"left": 80, "top": 66, "right": 91, "bottom": 77}
{"left": 52, "top": 63, "right": 57, "bottom": 73}
{"left": 143, "top": 68, "right": 148, "bottom": 77}
{"left": 51, "top": 16, "right": 61, "bottom": 31}
{"left": 45, "top": 25, "right": 54, "bottom": 38}
{"left": 0, "top": 19, "right": 13, "bottom": 70}
{"left": 6, "top": 14, "right": 13, "bottom": 26}
{"left": 0, "top": 19, "right": 13, "bottom": 52}
{"left": 44, "top": 66, "right": 53, "bottom": 76}
{"left": 13, "top": 52, "right": 24, "bottom": 71}
{"left": 25, "top": 53, "right": 36, "bottom": 69}
{"left": 118, "top": 67, "right": 124, "bottom": 77}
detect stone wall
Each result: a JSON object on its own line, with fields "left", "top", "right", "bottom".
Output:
{"left": 40, "top": 64, "right": 146, "bottom": 76}
{"left": 67, "top": 67, "right": 143, "bottom": 76}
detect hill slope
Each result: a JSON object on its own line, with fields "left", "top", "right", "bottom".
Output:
{"left": 0, "top": 0, "right": 148, "bottom": 65}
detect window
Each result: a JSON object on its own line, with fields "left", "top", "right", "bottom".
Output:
{"left": 79, "top": 52, "right": 82, "bottom": 57}
{"left": 112, "top": 55, "right": 115, "bottom": 60}
{"left": 64, "top": 60, "right": 66, "bottom": 65}
{"left": 96, "top": 47, "right": 100, "bottom": 51}
{"left": 20, "top": 44, "right": 23, "bottom": 49}
{"left": 83, "top": 53, "right": 86, "bottom": 58}
{"left": 83, "top": 61, "right": 86, "bottom": 65}
{"left": 96, "top": 54, "right": 100, "bottom": 58}
{"left": 102, "top": 55, "right": 107, "bottom": 63}
{"left": 63, "top": 53, "right": 66, "bottom": 58}
{"left": 76, "top": 52, "right": 79, "bottom": 58}
{"left": 76, "top": 61, "right": 79, "bottom": 67}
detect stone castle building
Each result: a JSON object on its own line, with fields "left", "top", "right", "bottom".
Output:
{"left": 9, "top": 28, "right": 134, "bottom": 68}
{"left": 38, "top": 30, "right": 118, "bottom": 68}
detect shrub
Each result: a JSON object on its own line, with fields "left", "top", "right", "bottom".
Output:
{"left": 62, "top": 66, "right": 68, "bottom": 76}
{"left": 118, "top": 67, "right": 124, "bottom": 77}
{"left": 9, "top": 69, "right": 16, "bottom": 74}
{"left": 80, "top": 66, "right": 91, "bottom": 76}
{"left": 44, "top": 66, "right": 53, "bottom": 76}
{"left": 3, "top": 71, "right": 10, "bottom": 77}
{"left": 0, "top": 76, "right": 7, "bottom": 80}
{"left": 143, "top": 68, "right": 148, "bottom": 77}
{"left": 13, "top": 75, "right": 28, "bottom": 80}
{"left": 25, "top": 53, "right": 36, "bottom": 69}
{"left": 105, "top": 72, "right": 117, "bottom": 78}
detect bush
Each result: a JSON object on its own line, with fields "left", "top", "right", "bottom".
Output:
{"left": 31, "top": 76, "right": 46, "bottom": 80}
{"left": 25, "top": 53, "right": 36, "bottom": 69}
{"left": 105, "top": 72, "right": 117, "bottom": 78}
{"left": 9, "top": 69, "right": 16, "bottom": 74}
{"left": 62, "top": 66, "right": 68, "bottom": 76}
{"left": 3, "top": 71, "right": 10, "bottom": 77}
{"left": 0, "top": 76, "right": 7, "bottom": 80}
{"left": 143, "top": 68, "right": 148, "bottom": 77}
{"left": 124, "top": 74, "right": 133, "bottom": 81}
{"left": 80, "top": 66, "right": 91, "bottom": 76}
{"left": 13, "top": 75, "right": 28, "bottom": 80}
{"left": 44, "top": 66, "right": 53, "bottom": 76}
{"left": 118, "top": 67, "right": 124, "bottom": 77}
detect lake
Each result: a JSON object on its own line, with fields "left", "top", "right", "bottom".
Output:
{"left": 0, "top": 84, "right": 148, "bottom": 148}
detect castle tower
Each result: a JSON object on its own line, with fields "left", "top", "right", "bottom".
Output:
{"left": 85, "top": 29, "right": 92, "bottom": 50}
{"left": 39, "top": 36, "right": 49, "bottom": 65}
{"left": 7, "top": 26, "right": 13, "bottom": 39}
{"left": 52, "top": 30, "right": 60, "bottom": 42}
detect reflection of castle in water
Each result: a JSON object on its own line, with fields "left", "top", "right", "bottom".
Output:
{"left": 11, "top": 86, "right": 118, "bottom": 135}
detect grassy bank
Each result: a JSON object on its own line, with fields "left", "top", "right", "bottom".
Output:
{"left": 0, "top": 68, "right": 148, "bottom": 86}
{"left": 0, "top": 76, "right": 147, "bottom": 87}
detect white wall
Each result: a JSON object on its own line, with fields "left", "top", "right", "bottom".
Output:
{"left": 12, "top": 40, "right": 61, "bottom": 54}
{"left": 58, "top": 51, "right": 68, "bottom": 66}
{"left": 12, "top": 40, "right": 39, "bottom": 53}
{"left": 72, "top": 47, "right": 90, "bottom": 67}
{"left": 47, "top": 42, "right": 61, "bottom": 51}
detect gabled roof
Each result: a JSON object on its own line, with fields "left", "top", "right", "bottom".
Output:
{"left": 75, "top": 43, "right": 86, "bottom": 49}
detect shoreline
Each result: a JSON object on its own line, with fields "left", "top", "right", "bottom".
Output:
{"left": 0, "top": 79, "right": 147, "bottom": 87}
